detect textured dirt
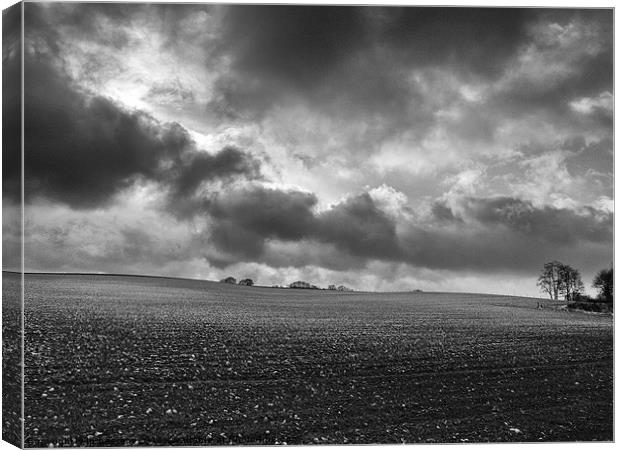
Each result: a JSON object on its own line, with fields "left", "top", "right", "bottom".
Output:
{"left": 19, "top": 273, "right": 613, "bottom": 446}
{"left": 3, "top": 272, "right": 23, "bottom": 447}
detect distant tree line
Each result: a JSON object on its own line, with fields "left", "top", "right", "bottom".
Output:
{"left": 328, "top": 284, "right": 353, "bottom": 291}
{"left": 219, "top": 276, "right": 253, "bottom": 286}
{"left": 219, "top": 276, "right": 353, "bottom": 291}
{"left": 287, "top": 281, "right": 352, "bottom": 290}
{"left": 289, "top": 281, "right": 319, "bottom": 289}
{"left": 537, "top": 261, "right": 613, "bottom": 305}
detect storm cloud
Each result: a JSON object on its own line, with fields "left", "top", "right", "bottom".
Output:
{"left": 198, "top": 185, "right": 612, "bottom": 277}
{"left": 316, "top": 193, "right": 402, "bottom": 261}
{"left": 457, "top": 197, "right": 612, "bottom": 244}
{"left": 210, "top": 6, "right": 533, "bottom": 120}
{"left": 9, "top": 3, "right": 613, "bottom": 296}
{"left": 2, "top": 3, "right": 21, "bottom": 202}
{"left": 207, "top": 186, "right": 318, "bottom": 258}
{"left": 205, "top": 188, "right": 403, "bottom": 263}
{"left": 19, "top": 47, "right": 259, "bottom": 209}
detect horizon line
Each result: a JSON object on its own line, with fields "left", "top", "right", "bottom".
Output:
{"left": 1, "top": 269, "right": 543, "bottom": 299}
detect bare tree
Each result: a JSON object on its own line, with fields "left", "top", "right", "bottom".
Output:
{"left": 593, "top": 268, "right": 613, "bottom": 302}
{"left": 537, "top": 261, "right": 563, "bottom": 300}
{"left": 558, "top": 264, "right": 584, "bottom": 301}
{"left": 537, "top": 261, "right": 583, "bottom": 301}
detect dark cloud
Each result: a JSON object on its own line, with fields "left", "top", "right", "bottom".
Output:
{"left": 376, "top": 7, "right": 531, "bottom": 77}
{"left": 168, "top": 146, "right": 261, "bottom": 202}
{"left": 315, "top": 193, "right": 402, "bottom": 260}
{"left": 208, "top": 6, "right": 533, "bottom": 121}
{"left": 205, "top": 188, "right": 403, "bottom": 263}
{"left": 2, "top": 3, "right": 22, "bottom": 202}
{"left": 207, "top": 5, "right": 613, "bottom": 173}
{"left": 21, "top": 49, "right": 259, "bottom": 209}
{"left": 389, "top": 196, "right": 610, "bottom": 272}
{"left": 218, "top": 6, "right": 532, "bottom": 87}
{"left": 203, "top": 186, "right": 611, "bottom": 274}
{"left": 25, "top": 63, "right": 185, "bottom": 207}
{"left": 490, "top": 10, "right": 612, "bottom": 121}
{"left": 208, "top": 187, "right": 318, "bottom": 258}
{"left": 217, "top": 6, "right": 370, "bottom": 92}
{"left": 458, "top": 197, "right": 612, "bottom": 245}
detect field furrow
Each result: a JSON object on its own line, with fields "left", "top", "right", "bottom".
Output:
{"left": 17, "top": 273, "right": 612, "bottom": 446}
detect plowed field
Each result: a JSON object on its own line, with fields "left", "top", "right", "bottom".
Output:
{"left": 17, "top": 272, "right": 612, "bottom": 446}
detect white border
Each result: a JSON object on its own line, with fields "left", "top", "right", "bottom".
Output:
{"left": 0, "top": 2, "right": 615, "bottom": 450}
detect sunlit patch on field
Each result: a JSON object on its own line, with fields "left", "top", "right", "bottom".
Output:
{"left": 21, "top": 273, "right": 612, "bottom": 446}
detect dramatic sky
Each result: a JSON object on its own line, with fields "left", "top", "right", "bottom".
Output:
{"left": 3, "top": 3, "right": 613, "bottom": 296}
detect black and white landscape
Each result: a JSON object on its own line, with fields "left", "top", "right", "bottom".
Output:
{"left": 1, "top": 3, "right": 613, "bottom": 447}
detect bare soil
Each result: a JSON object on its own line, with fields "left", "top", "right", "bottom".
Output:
{"left": 16, "top": 272, "right": 613, "bottom": 446}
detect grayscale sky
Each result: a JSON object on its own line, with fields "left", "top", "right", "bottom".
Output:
{"left": 3, "top": 3, "right": 613, "bottom": 296}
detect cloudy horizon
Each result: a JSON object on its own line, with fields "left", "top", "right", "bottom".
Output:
{"left": 3, "top": 3, "right": 613, "bottom": 297}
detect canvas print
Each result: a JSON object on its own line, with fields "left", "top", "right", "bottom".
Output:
{"left": 2, "top": 2, "right": 614, "bottom": 447}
